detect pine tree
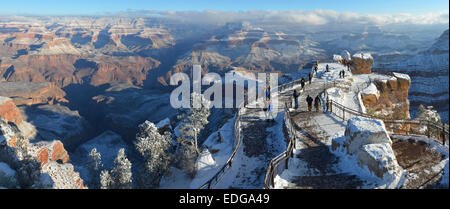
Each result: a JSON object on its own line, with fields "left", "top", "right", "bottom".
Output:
{"left": 87, "top": 148, "right": 103, "bottom": 189}
{"left": 134, "top": 121, "right": 172, "bottom": 188}
{"left": 110, "top": 148, "right": 133, "bottom": 189}
{"left": 14, "top": 136, "right": 48, "bottom": 189}
{"left": 177, "top": 92, "right": 211, "bottom": 153}
{"left": 100, "top": 170, "right": 113, "bottom": 189}
{"left": 100, "top": 148, "right": 133, "bottom": 189}
{"left": 176, "top": 92, "right": 211, "bottom": 177}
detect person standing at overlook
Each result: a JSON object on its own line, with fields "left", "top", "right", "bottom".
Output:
{"left": 306, "top": 95, "right": 313, "bottom": 112}
{"left": 293, "top": 89, "right": 300, "bottom": 110}
{"left": 308, "top": 73, "right": 312, "bottom": 84}
{"left": 314, "top": 95, "right": 321, "bottom": 112}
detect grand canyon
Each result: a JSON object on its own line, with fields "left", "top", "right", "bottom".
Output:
{"left": 0, "top": 6, "right": 448, "bottom": 192}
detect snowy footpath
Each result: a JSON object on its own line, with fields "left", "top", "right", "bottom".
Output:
{"left": 274, "top": 63, "right": 449, "bottom": 189}
{"left": 161, "top": 62, "right": 448, "bottom": 189}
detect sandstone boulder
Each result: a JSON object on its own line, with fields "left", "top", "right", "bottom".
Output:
{"left": 332, "top": 117, "right": 404, "bottom": 187}
{"left": 0, "top": 96, "right": 23, "bottom": 125}
{"left": 361, "top": 73, "right": 411, "bottom": 121}
{"left": 343, "top": 117, "right": 392, "bottom": 155}
{"left": 31, "top": 140, "right": 70, "bottom": 168}
{"left": 350, "top": 52, "right": 373, "bottom": 74}
{"left": 0, "top": 96, "right": 36, "bottom": 143}
{"left": 360, "top": 83, "right": 380, "bottom": 106}
{"left": 1, "top": 117, "right": 85, "bottom": 189}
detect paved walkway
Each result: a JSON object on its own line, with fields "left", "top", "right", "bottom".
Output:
{"left": 278, "top": 77, "right": 366, "bottom": 188}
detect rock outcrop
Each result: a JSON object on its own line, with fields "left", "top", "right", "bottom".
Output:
{"left": 0, "top": 82, "right": 67, "bottom": 106}
{"left": 359, "top": 72, "right": 411, "bottom": 134}
{"left": 360, "top": 73, "right": 411, "bottom": 120}
{"left": 19, "top": 103, "right": 91, "bottom": 150}
{"left": 0, "top": 162, "right": 18, "bottom": 188}
{"left": 0, "top": 96, "right": 23, "bottom": 125}
{"left": 90, "top": 82, "right": 177, "bottom": 141}
{"left": 0, "top": 116, "right": 86, "bottom": 189}
{"left": 331, "top": 117, "right": 404, "bottom": 188}
{"left": 350, "top": 52, "right": 373, "bottom": 74}
{"left": 0, "top": 96, "right": 36, "bottom": 142}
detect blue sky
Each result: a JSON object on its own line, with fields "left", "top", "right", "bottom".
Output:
{"left": 0, "top": 0, "right": 448, "bottom": 16}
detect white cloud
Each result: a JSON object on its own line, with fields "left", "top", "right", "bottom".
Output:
{"left": 130, "top": 9, "right": 449, "bottom": 26}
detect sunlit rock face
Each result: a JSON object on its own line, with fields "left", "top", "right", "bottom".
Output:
{"left": 350, "top": 52, "right": 374, "bottom": 74}
{"left": 0, "top": 105, "right": 86, "bottom": 189}
{"left": 360, "top": 72, "right": 411, "bottom": 120}
{"left": 0, "top": 82, "right": 67, "bottom": 106}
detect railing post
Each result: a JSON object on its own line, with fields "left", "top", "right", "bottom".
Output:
{"left": 343, "top": 107, "right": 345, "bottom": 121}
{"left": 285, "top": 156, "right": 289, "bottom": 169}
{"left": 330, "top": 100, "right": 333, "bottom": 113}
{"left": 271, "top": 162, "right": 275, "bottom": 187}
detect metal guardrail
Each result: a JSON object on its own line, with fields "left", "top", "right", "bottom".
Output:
{"left": 327, "top": 99, "right": 449, "bottom": 144}
{"left": 263, "top": 67, "right": 320, "bottom": 189}
{"left": 262, "top": 65, "right": 448, "bottom": 189}
{"left": 263, "top": 103, "right": 296, "bottom": 189}
{"left": 200, "top": 66, "right": 317, "bottom": 189}
{"left": 198, "top": 102, "right": 244, "bottom": 189}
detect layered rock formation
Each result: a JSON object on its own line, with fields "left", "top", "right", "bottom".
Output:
{"left": 0, "top": 100, "right": 85, "bottom": 189}
{"left": 0, "top": 81, "right": 67, "bottom": 106}
{"left": 0, "top": 96, "right": 36, "bottom": 141}
{"left": 360, "top": 72, "right": 411, "bottom": 121}
{"left": 159, "top": 25, "right": 328, "bottom": 86}
{"left": 19, "top": 103, "right": 91, "bottom": 150}
{"left": 375, "top": 29, "right": 449, "bottom": 122}
{"left": 90, "top": 82, "right": 177, "bottom": 141}
{"left": 0, "top": 17, "right": 167, "bottom": 88}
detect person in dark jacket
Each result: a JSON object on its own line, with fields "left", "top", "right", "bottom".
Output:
{"left": 314, "top": 95, "right": 321, "bottom": 112}
{"left": 300, "top": 78, "right": 305, "bottom": 91}
{"left": 308, "top": 73, "right": 312, "bottom": 84}
{"left": 265, "top": 86, "right": 271, "bottom": 100}
{"left": 325, "top": 64, "right": 329, "bottom": 72}
{"left": 306, "top": 95, "right": 313, "bottom": 112}
{"left": 313, "top": 65, "right": 318, "bottom": 74}
{"left": 293, "top": 89, "right": 300, "bottom": 109}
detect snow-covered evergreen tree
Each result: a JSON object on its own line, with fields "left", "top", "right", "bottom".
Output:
{"left": 110, "top": 148, "right": 133, "bottom": 189}
{"left": 14, "top": 137, "right": 49, "bottom": 189}
{"left": 87, "top": 148, "right": 103, "bottom": 189}
{"left": 174, "top": 137, "right": 198, "bottom": 178}
{"left": 176, "top": 92, "right": 211, "bottom": 177}
{"left": 100, "top": 148, "right": 133, "bottom": 189}
{"left": 100, "top": 170, "right": 113, "bottom": 189}
{"left": 134, "top": 120, "right": 172, "bottom": 188}
{"left": 177, "top": 92, "right": 211, "bottom": 153}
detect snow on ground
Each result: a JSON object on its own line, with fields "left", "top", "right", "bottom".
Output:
{"left": 161, "top": 116, "right": 236, "bottom": 189}
{"left": 189, "top": 116, "right": 236, "bottom": 188}
{"left": 274, "top": 62, "right": 420, "bottom": 189}
{"left": 353, "top": 52, "right": 373, "bottom": 60}
{"left": 213, "top": 99, "right": 287, "bottom": 189}
{"left": 159, "top": 167, "right": 192, "bottom": 189}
